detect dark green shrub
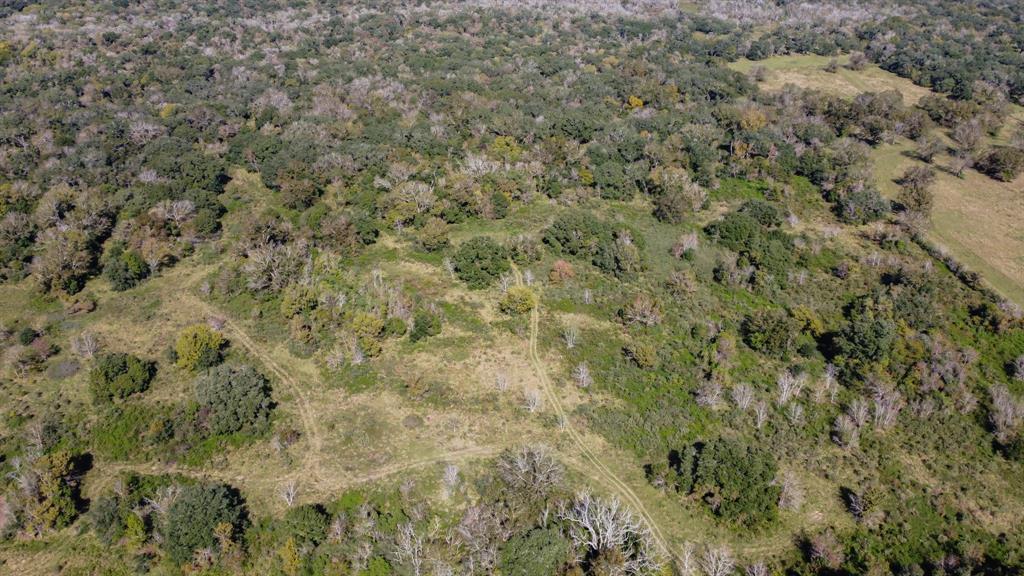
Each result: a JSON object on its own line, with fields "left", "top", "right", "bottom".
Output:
{"left": 977, "top": 147, "right": 1024, "bottom": 182}
{"left": 693, "top": 439, "right": 779, "bottom": 528}
{"left": 103, "top": 243, "right": 150, "bottom": 291}
{"left": 410, "top": 309, "right": 442, "bottom": 342}
{"left": 194, "top": 364, "right": 273, "bottom": 436}
{"left": 452, "top": 236, "right": 510, "bottom": 289}
{"left": 163, "top": 483, "right": 246, "bottom": 564}
{"left": 17, "top": 327, "right": 37, "bottom": 345}
{"left": 742, "top": 310, "right": 801, "bottom": 358}
{"left": 281, "top": 504, "right": 330, "bottom": 546}
{"left": 501, "top": 526, "right": 571, "bottom": 576}
{"left": 836, "top": 187, "right": 889, "bottom": 224}
{"left": 88, "top": 353, "right": 156, "bottom": 403}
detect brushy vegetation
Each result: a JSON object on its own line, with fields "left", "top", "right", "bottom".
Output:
{"left": 1, "top": 1, "right": 1024, "bottom": 575}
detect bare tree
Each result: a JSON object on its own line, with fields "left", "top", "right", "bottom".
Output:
{"left": 848, "top": 397, "right": 870, "bottom": 428}
{"left": 494, "top": 372, "right": 510, "bottom": 392}
{"left": 776, "top": 370, "right": 805, "bottom": 406}
{"left": 696, "top": 380, "right": 723, "bottom": 409}
{"left": 455, "top": 504, "right": 507, "bottom": 574}
{"left": 746, "top": 562, "right": 769, "bottom": 576}
{"left": 563, "top": 326, "right": 579, "bottom": 349}
{"left": 814, "top": 363, "right": 838, "bottom": 404}
{"left": 558, "top": 492, "right": 661, "bottom": 576}
{"left": 776, "top": 471, "right": 804, "bottom": 511}
{"left": 989, "top": 383, "right": 1023, "bottom": 443}
{"left": 754, "top": 401, "right": 768, "bottom": 429}
{"left": 832, "top": 414, "right": 860, "bottom": 449}
{"left": 279, "top": 481, "right": 298, "bottom": 507}
{"left": 678, "top": 542, "right": 698, "bottom": 576}
{"left": 731, "top": 383, "right": 753, "bottom": 412}
{"left": 573, "top": 362, "right": 592, "bottom": 388}
{"left": 394, "top": 521, "right": 425, "bottom": 576}
{"left": 700, "top": 545, "right": 735, "bottom": 576}
{"left": 786, "top": 403, "right": 805, "bottom": 427}
{"left": 442, "top": 257, "right": 456, "bottom": 279}
{"left": 871, "top": 382, "right": 904, "bottom": 430}
{"left": 71, "top": 331, "right": 100, "bottom": 359}
{"left": 523, "top": 269, "right": 535, "bottom": 286}
{"left": 523, "top": 389, "right": 542, "bottom": 413}
{"left": 442, "top": 464, "right": 460, "bottom": 499}
{"left": 496, "top": 445, "right": 564, "bottom": 498}
{"left": 582, "top": 288, "right": 593, "bottom": 305}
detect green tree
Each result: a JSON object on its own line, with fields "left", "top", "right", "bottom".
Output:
{"left": 410, "top": 309, "right": 442, "bottom": 342}
{"left": 163, "top": 483, "right": 246, "bottom": 564}
{"left": 103, "top": 243, "right": 150, "bottom": 291}
{"left": 195, "top": 364, "right": 273, "bottom": 436}
{"left": 693, "top": 439, "right": 780, "bottom": 528}
{"left": 501, "top": 526, "right": 570, "bottom": 576}
{"left": 452, "top": 236, "right": 510, "bottom": 289}
{"left": 742, "top": 310, "right": 801, "bottom": 359}
{"left": 499, "top": 286, "right": 537, "bottom": 315}
{"left": 175, "top": 324, "right": 225, "bottom": 372}
{"left": 24, "top": 450, "right": 81, "bottom": 535}
{"left": 88, "top": 352, "right": 156, "bottom": 403}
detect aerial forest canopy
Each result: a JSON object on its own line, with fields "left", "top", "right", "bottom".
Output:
{"left": 1, "top": 1, "right": 1024, "bottom": 575}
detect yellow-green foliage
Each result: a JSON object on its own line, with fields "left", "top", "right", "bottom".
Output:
{"left": 175, "top": 324, "right": 225, "bottom": 371}
{"left": 350, "top": 312, "right": 384, "bottom": 356}
{"left": 489, "top": 135, "right": 522, "bottom": 161}
{"left": 499, "top": 286, "right": 538, "bottom": 315}
{"left": 280, "top": 284, "right": 317, "bottom": 318}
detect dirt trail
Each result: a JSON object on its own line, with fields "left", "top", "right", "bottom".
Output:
{"left": 181, "top": 293, "right": 330, "bottom": 485}
{"left": 510, "top": 266, "right": 678, "bottom": 566}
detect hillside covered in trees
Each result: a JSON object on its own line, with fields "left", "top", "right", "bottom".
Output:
{"left": 1, "top": 1, "right": 1024, "bottom": 575}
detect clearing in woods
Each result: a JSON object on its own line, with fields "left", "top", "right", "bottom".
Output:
{"left": 728, "top": 53, "right": 934, "bottom": 104}
{"left": 734, "top": 54, "right": 1024, "bottom": 304}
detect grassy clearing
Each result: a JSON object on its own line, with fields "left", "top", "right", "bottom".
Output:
{"left": 732, "top": 54, "right": 1024, "bottom": 305}
{"left": 871, "top": 140, "right": 1024, "bottom": 305}
{"left": 730, "top": 54, "right": 933, "bottom": 104}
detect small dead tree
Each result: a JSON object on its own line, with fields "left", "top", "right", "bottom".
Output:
{"left": 524, "top": 389, "right": 542, "bottom": 413}
{"left": 754, "top": 401, "right": 769, "bottom": 429}
{"left": 394, "top": 521, "right": 425, "bottom": 576}
{"left": 279, "top": 481, "right": 298, "bottom": 507}
{"left": 563, "top": 326, "right": 579, "bottom": 349}
{"left": 622, "top": 293, "right": 661, "bottom": 326}
{"left": 700, "top": 545, "right": 735, "bottom": 576}
{"left": 696, "top": 380, "right": 723, "bottom": 409}
{"left": 71, "top": 331, "right": 100, "bottom": 359}
{"left": 832, "top": 414, "right": 860, "bottom": 449}
{"left": 776, "top": 370, "right": 805, "bottom": 406}
{"left": 573, "top": 362, "right": 592, "bottom": 388}
{"left": 442, "top": 464, "right": 460, "bottom": 498}
{"left": 989, "top": 383, "right": 1023, "bottom": 443}
{"left": 495, "top": 372, "right": 510, "bottom": 392}
{"left": 558, "top": 492, "right": 661, "bottom": 575}
{"left": 496, "top": 445, "right": 564, "bottom": 498}
{"left": 746, "top": 562, "right": 769, "bottom": 576}
{"left": 776, "top": 471, "right": 804, "bottom": 511}
{"left": 871, "top": 382, "right": 904, "bottom": 430}
{"left": 731, "top": 383, "right": 753, "bottom": 412}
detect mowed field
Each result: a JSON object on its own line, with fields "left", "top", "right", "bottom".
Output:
{"left": 733, "top": 54, "right": 1024, "bottom": 304}
{"left": 729, "top": 54, "right": 933, "bottom": 104}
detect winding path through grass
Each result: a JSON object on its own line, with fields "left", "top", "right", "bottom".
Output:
{"left": 511, "top": 265, "right": 678, "bottom": 567}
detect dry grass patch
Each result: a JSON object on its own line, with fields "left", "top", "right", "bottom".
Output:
{"left": 730, "top": 54, "right": 933, "bottom": 104}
